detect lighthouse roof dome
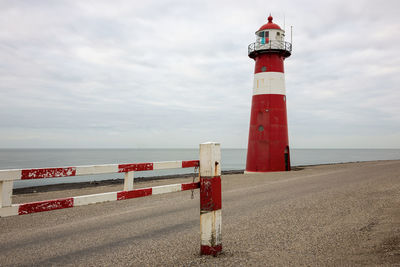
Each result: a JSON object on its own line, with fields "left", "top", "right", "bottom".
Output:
{"left": 257, "top": 15, "right": 282, "bottom": 31}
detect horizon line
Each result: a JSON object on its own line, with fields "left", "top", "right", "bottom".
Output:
{"left": 0, "top": 147, "right": 399, "bottom": 150}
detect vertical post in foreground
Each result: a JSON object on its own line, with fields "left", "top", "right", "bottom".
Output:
{"left": 0, "top": 180, "right": 13, "bottom": 208}
{"left": 123, "top": 171, "right": 134, "bottom": 191}
{"left": 200, "top": 142, "right": 222, "bottom": 256}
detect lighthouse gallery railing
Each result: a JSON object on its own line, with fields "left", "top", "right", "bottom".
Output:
{"left": 248, "top": 40, "right": 292, "bottom": 57}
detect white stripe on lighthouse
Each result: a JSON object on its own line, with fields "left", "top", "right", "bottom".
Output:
{"left": 253, "top": 72, "right": 286, "bottom": 95}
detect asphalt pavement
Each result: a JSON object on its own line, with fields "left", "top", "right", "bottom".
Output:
{"left": 0, "top": 160, "right": 399, "bottom": 266}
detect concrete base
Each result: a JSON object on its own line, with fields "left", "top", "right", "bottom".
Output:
{"left": 244, "top": 171, "right": 268, "bottom": 175}
{"left": 244, "top": 170, "right": 287, "bottom": 174}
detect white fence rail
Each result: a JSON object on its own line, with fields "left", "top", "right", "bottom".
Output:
{"left": 0, "top": 142, "right": 222, "bottom": 256}
{"left": 0, "top": 159, "right": 199, "bottom": 215}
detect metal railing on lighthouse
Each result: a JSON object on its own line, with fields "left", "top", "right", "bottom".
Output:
{"left": 248, "top": 40, "right": 292, "bottom": 58}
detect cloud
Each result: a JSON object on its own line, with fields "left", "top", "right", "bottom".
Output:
{"left": 0, "top": 0, "right": 399, "bottom": 148}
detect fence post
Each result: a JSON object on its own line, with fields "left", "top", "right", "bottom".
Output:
{"left": 199, "top": 142, "right": 222, "bottom": 256}
{"left": 123, "top": 171, "right": 134, "bottom": 191}
{"left": 0, "top": 180, "right": 13, "bottom": 208}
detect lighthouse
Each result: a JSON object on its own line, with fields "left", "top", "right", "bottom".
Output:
{"left": 245, "top": 15, "right": 292, "bottom": 173}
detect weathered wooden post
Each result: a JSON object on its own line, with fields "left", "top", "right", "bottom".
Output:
{"left": 0, "top": 180, "right": 13, "bottom": 208}
{"left": 123, "top": 171, "right": 134, "bottom": 191}
{"left": 199, "top": 142, "right": 222, "bottom": 255}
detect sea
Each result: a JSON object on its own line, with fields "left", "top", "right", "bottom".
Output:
{"left": 1, "top": 148, "right": 399, "bottom": 189}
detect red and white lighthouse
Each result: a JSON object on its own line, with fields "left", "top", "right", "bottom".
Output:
{"left": 246, "top": 15, "right": 292, "bottom": 173}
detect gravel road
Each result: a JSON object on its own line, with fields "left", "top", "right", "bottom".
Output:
{"left": 0, "top": 160, "right": 399, "bottom": 266}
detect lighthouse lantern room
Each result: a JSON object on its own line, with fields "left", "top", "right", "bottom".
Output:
{"left": 245, "top": 15, "right": 292, "bottom": 173}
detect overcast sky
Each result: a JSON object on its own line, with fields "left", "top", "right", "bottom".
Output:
{"left": 0, "top": 0, "right": 399, "bottom": 149}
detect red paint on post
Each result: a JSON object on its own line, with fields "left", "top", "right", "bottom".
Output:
{"left": 118, "top": 163, "right": 153, "bottom": 173}
{"left": 201, "top": 244, "right": 222, "bottom": 256}
{"left": 181, "top": 160, "right": 200, "bottom": 168}
{"left": 200, "top": 176, "right": 221, "bottom": 211}
{"left": 18, "top": 198, "right": 74, "bottom": 215}
{"left": 21, "top": 167, "right": 76, "bottom": 180}
{"left": 181, "top": 181, "right": 200, "bottom": 191}
{"left": 117, "top": 188, "right": 152, "bottom": 200}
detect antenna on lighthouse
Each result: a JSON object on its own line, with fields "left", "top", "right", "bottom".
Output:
{"left": 291, "top": 25, "right": 293, "bottom": 45}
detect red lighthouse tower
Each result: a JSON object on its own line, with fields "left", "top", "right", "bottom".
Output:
{"left": 246, "top": 15, "right": 292, "bottom": 173}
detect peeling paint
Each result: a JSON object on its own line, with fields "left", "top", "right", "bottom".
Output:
{"left": 118, "top": 163, "right": 153, "bottom": 173}
{"left": 2, "top": 159, "right": 203, "bottom": 217}
{"left": 117, "top": 188, "right": 152, "bottom": 200}
{"left": 200, "top": 244, "right": 222, "bottom": 256}
{"left": 182, "top": 160, "right": 200, "bottom": 168}
{"left": 21, "top": 167, "right": 76, "bottom": 180}
{"left": 18, "top": 198, "right": 74, "bottom": 214}
{"left": 200, "top": 176, "right": 221, "bottom": 211}
{"left": 181, "top": 182, "right": 200, "bottom": 191}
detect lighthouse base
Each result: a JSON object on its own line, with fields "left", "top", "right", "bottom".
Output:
{"left": 244, "top": 170, "right": 288, "bottom": 175}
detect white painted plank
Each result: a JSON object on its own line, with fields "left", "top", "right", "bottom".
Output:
{"left": 0, "top": 181, "right": 13, "bottom": 207}
{"left": 123, "top": 171, "right": 134, "bottom": 191}
{"left": 74, "top": 192, "right": 117, "bottom": 206}
{"left": 0, "top": 205, "right": 19, "bottom": 217}
{"left": 153, "top": 161, "right": 182, "bottom": 170}
{"left": 0, "top": 169, "right": 22, "bottom": 181}
{"left": 152, "top": 184, "right": 181, "bottom": 195}
{"left": 75, "top": 164, "right": 119, "bottom": 176}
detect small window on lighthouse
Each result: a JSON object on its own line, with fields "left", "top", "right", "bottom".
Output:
{"left": 260, "top": 31, "right": 269, "bottom": 45}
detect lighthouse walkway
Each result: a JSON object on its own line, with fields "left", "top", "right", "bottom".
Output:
{"left": 0, "top": 160, "right": 399, "bottom": 266}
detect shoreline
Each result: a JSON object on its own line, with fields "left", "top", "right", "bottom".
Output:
{"left": 13, "top": 169, "right": 244, "bottom": 195}
{"left": 12, "top": 159, "right": 398, "bottom": 195}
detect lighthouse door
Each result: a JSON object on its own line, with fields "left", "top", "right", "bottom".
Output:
{"left": 284, "top": 146, "right": 290, "bottom": 171}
